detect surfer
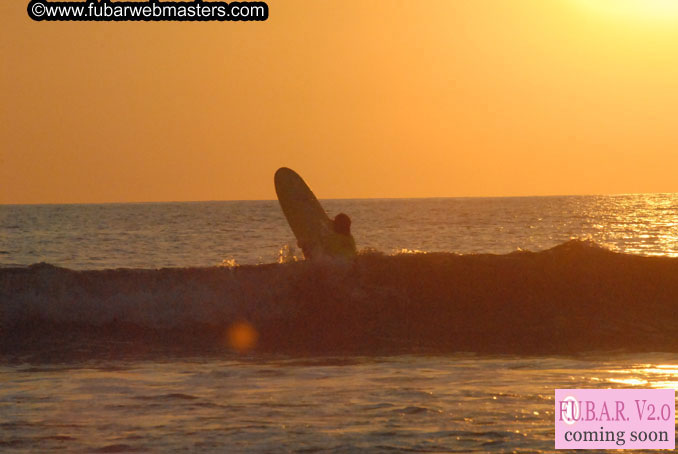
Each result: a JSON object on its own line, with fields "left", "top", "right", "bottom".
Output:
{"left": 297, "top": 213, "right": 356, "bottom": 261}
{"left": 323, "top": 213, "right": 357, "bottom": 260}
{"left": 275, "top": 167, "right": 357, "bottom": 261}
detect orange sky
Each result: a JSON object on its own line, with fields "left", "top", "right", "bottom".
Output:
{"left": 2, "top": 0, "right": 678, "bottom": 204}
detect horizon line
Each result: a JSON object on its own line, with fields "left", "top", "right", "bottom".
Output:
{"left": 2, "top": 192, "right": 677, "bottom": 207}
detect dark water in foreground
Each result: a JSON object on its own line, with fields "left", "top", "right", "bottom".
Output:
{"left": 3, "top": 354, "right": 677, "bottom": 453}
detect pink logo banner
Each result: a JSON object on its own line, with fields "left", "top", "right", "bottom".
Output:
{"left": 555, "top": 389, "right": 675, "bottom": 449}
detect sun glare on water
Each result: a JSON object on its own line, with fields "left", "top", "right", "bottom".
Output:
{"left": 607, "top": 364, "right": 678, "bottom": 389}
{"left": 576, "top": 0, "right": 678, "bottom": 20}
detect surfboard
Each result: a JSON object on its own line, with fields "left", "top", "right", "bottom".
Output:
{"left": 274, "top": 167, "right": 333, "bottom": 259}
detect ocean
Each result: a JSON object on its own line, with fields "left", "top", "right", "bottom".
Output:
{"left": 2, "top": 194, "right": 678, "bottom": 452}
{"left": 3, "top": 194, "right": 678, "bottom": 269}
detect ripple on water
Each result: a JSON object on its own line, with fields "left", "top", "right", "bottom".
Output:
{"left": 2, "top": 354, "right": 677, "bottom": 452}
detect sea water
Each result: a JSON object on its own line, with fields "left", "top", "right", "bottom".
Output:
{"left": 3, "top": 194, "right": 677, "bottom": 269}
{"left": 1, "top": 194, "right": 678, "bottom": 453}
{"left": 2, "top": 354, "right": 678, "bottom": 453}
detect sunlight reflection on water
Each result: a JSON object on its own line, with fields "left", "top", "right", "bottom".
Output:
{"left": 607, "top": 364, "right": 678, "bottom": 389}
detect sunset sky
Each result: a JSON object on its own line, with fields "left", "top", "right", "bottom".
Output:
{"left": 2, "top": 0, "right": 678, "bottom": 204}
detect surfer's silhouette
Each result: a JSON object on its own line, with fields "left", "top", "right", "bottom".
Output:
{"left": 333, "top": 213, "right": 352, "bottom": 236}
{"left": 328, "top": 212, "right": 357, "bottom": 259}
{"left": 299, "top": 213, "right": 356, "bottom": 261}
{"left": 274, "top": 167, "right": 356, "bottom": 261}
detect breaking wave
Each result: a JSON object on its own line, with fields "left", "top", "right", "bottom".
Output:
{"left": 2, "top": 240, "right": 678, "bottom": 358}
